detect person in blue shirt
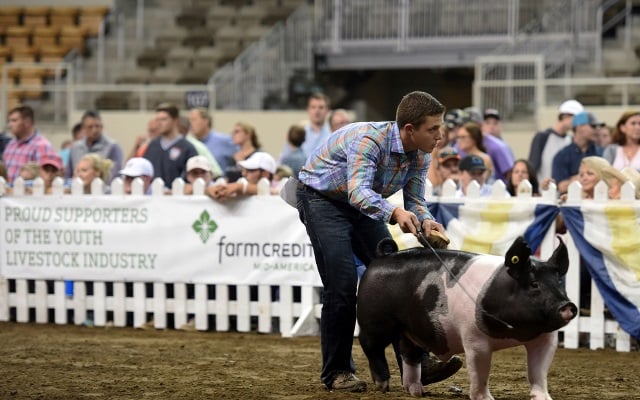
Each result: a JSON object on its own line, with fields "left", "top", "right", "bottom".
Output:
{"left": 281, "top": 92, "right": 331, "bottom": 159}
{"left": 296, "top": 91, "right": 461, "bottom": 392}
{"left": 188, "top": 107, "right": 238, "bottom": 174}
{"left": 552, "top": 111, "right": 602, "bottom": 194}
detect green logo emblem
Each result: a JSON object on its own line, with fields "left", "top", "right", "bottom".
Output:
{"left": 192, "top": 210, "right": 218, "bottom": 243}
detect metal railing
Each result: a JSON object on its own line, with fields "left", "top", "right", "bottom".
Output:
{"left": 474, "top": 0, "right": 634, "bottom": 119}
{"left": 212, "top": 4, "right": 312, "bottom": 110}
{"left": 0, "top": 62, "right": 214, "bottom": 122}
{"left": 313, "top": 0, "right": 520, "bottom": 52}
{"left": 474, "top": 54, "right": 640, "bottom": 123}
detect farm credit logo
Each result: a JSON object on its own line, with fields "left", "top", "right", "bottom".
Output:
{"left": 192, "top": 210, "right": 218, "bottom": 243}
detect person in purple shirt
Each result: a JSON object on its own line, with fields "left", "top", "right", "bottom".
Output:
{"left": 296, "top": 91, "right": 461, "bottom": 392}
{"left": 455, "top": 108, "right": 514, "bottom": 183}
{"left": 482, "top": 130, "right": 514, "bottom": 182}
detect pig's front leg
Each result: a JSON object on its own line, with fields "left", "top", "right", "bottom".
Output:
{"left": 464, "top": 342, "right": 494, "bottom": 400}
{"left": 524, "top": 332, "right": 557, "bottom": 400}
{"left": 401, "top": 358, "right": 423, "bottom": 397}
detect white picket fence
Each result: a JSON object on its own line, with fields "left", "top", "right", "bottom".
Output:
{"left": 0, "top": 176, "right": 634, "bottom": 351}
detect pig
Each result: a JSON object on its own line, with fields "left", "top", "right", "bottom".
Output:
{"left": 356, "top": 236, "right": 577, "bottom": 400}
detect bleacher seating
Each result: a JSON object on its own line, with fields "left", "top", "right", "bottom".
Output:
{"left": 0, "top": 5, "right": 110, "bottom": 107}
{"left": 97, "top": 0, "right": 303, "bottom": 109}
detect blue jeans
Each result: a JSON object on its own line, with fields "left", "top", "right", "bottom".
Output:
{"left": 296, "top": 183, "right": 391, "bottom": 388}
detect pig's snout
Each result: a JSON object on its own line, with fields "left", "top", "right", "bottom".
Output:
{"left": 559, "top": 302, "right": 577, "bottom": 323}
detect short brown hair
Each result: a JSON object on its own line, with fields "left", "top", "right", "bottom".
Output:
{"left": 9, "top": 105, "right": 35, "bottom": 123}
{"left": 156, "top": 103, "right": 179, "bottom": 119}
{"left": 396, "top": 91, "right": 445, "bottom": 129}
{"left": 287, "top": 125, "right": 305, "bottom": 147}
{"left": 308, "top": 92, "right": 330, "bottom": 109}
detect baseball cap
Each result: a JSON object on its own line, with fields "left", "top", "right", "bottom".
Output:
{"left": 459, "top": 154, "right": 487, "bottom": 172}
{"left": 238, "top": 152, "right": 276, "bottom": 174}
{"left": 40, "top": 154, "right": 63, "bottom": 170}
{"left": 437, "top": 147, "right": 460, "bottom": 164}
{"left": 186, "top": 155, "right": 211, "bottom": 172}
{"left": 572, "top": 111, "right": 602, "bottom": 127}
{"left": 119, "top": 157, "right": 154, "bottom": 177}
{"left": 558, "top": 99, "right": 584, "bottom": 115}
{"left": 444, "top": 109, "right": 468, "bottom": 130}
{"left": 464, "top": 107, "right": 483, "bottom": 124}
{"left": 483, "top": 108, "right": 500, "bottom": 120}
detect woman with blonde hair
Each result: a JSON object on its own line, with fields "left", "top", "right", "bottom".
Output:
{"left": 578, "top": 156, "right": 611, "bottom": 199}
{"left": 73, "top": 153, "right": 113, "bottom": 194}
{"left": 602, "top": 111, "right": 640, "bottom": 170}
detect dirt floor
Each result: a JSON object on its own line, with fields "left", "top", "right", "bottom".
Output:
{"left": 0, "top": 322, "right": 638, "bottom": 400}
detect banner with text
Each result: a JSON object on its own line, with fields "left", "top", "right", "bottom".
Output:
{"left": 0, "top": 196, "right": 321, "bottom": 286}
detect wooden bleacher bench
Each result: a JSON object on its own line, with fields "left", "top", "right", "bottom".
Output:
{"left": 23, "top": 6, "right": 49, "bottom": 28}
{"left": 79, "top": 6, "right": 109, "bottom": 36}
{"left": 0, "top": 6, "right": 21, "bottom": 33}
{"left": 5, "top": 25, "right": 31, "bottom": 49}
{"left": 32, "top": 26, "right": 59, "bottom": 49}
{"left": 59, "top": 25, "right": 87, "bottom": 55}
{"left": 50, "top": 7, "right": 79, "bottom": 28}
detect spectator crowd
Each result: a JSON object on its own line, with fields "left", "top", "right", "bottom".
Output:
{"left": 1, "top": 96, "right": 639, "bottom": 204}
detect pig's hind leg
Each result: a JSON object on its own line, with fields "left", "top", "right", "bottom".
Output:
{"left": 358, "top": 331, "right": 393, "bottom": 392}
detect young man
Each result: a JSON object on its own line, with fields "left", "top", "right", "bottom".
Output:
{"left": 2, "top": 105, "right": 58, "bottom": 183}
{"left": 143, "top": 103, "right": 198, "bottom": 189}
{"left": 528, "top": 99, "right": 584, "bottom": 184}
{"left": 296, "top": 91, "right": 461, "bottom": 392}
{"left": 552, "top": 111, "right": 602, "bottom": 194}
{"left": 281, "top": 92, "right": 332, "bottom": 159}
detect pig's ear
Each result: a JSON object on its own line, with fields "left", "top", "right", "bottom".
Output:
{"left": 376, "top": 238, "right": 398, "bottom": 257}
{"left": 548, "top": 236, "right": 569, "bottom": 276}
{"left": 504, "top": 236, "right": 531, "bottom": 281}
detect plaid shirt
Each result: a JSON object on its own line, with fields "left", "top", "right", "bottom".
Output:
{"left": 298, "top": 121, "right": 433, "bottom": 223}
{"left": 3, "top": 130, "right": 57, "bottom": 183}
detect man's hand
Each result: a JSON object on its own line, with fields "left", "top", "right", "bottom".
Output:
{"left": 391, "top": 208, "right": 420, "bottom": 235}
{"left": 415, "top": 220, "right": 449, "bottom": 249}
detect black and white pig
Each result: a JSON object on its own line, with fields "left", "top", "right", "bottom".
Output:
{"left": 357, "top": 236, "right": 577, "bottom": 400}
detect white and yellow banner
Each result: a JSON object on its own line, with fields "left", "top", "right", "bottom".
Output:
{"left": 0, "top": 196, "right": 321, "bottom": 286}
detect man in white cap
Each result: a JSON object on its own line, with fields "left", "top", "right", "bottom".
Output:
{"left": 120, "top": 157, "right": 154, "bottom": 194}
{"left": 528, "top": 99, "right": 584, "bottom": 186}
{"left": 206, "top": 151, "right": 276, "bottom": 201}
{"left": 184, "top": 155, "right": 215, "bottom": 194}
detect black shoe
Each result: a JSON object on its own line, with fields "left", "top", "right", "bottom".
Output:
{"left": 329, "top": 372, "right": 367, "bottom": 392}
{"left": 421, "top": 355, "right": 463, "bottom": 385}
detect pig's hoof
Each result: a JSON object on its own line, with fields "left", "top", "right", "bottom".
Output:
{"left": 404, "top": 382, "right": 424, "bottom": 397}
{"left": 374, "top": 379, "right": 389, "bottom": 392}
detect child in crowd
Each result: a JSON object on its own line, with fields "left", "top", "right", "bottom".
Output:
{"left": 72, "top": 153, "right": 113, "bottom": 194}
